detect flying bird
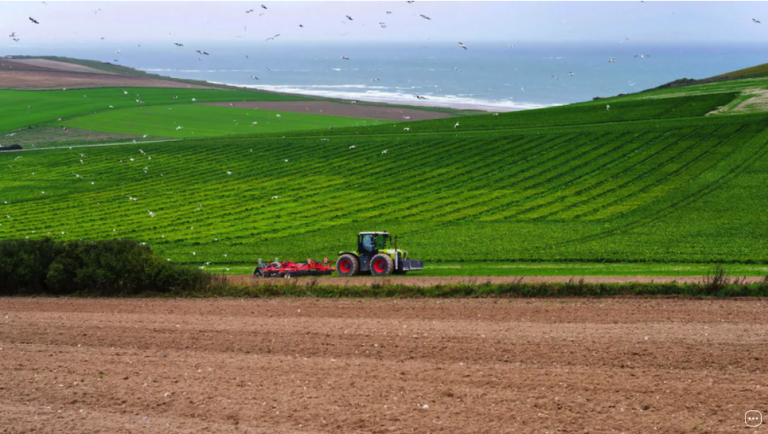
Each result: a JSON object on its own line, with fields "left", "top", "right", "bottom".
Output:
{"left": 458, "top": 42, "right": 468, "bottom": 50}
{"left": 606, "top": 104, "right": 611, "bottom": 111}
{"left": 420, "top": 14, "right": 431, "bottom": 20}
{"left": 9, "top": 32, "right": 15, "bottom": 38}
{"left": 261, "top": 4, "right": 267, "bottom": 9}
{"left": 346, "top": 15, "right": 353, "bottom": 20}
{"left": 29, "top": 17, "right": 39, "bottom": 24}
{"left": 609, "top": 57, "right": 616, "bottom": 63}
{"left": 174, "top": 42, "right": 184, "bottom": 47}
{"left": 341, "top": 56, "right": 350, "bottom": 60}
{"left": 148, "top": 210, "right": 156, "bottom": 217}
{"left": 250, "top": 75, "right": 259, "bottom": 80}
{"left": 753, "top": 18, "right": 761, "bottom": 24}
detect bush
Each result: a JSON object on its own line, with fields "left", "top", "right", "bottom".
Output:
{"left": 0, "top": 238, "right": 212, "bottom": 295}
{"left": 0, "top": 144, "right": 23, "bottom": 151}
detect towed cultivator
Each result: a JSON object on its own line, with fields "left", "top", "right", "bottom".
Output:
{"left": 253, "top": 258, "right": 334, "bottom": 278}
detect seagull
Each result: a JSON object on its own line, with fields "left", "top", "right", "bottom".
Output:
{"left": 245, "top": 9, "right": 254, "bottom": 13}
{"left": 250, "top": 75, "right": 259, "bottom": 80}
{"left": 174, "top": 42, "right": 184, "bottom": 47}
{"left": 261, "top": 4, "right": 267, "bottom": 9}
{"left": 458, "top": 42, "right": 468, "bottom": 50}
{"left": 403, "top": 127, "right": 411, "bottom": 131}
{"left": 508, "top": 44, "right": 516, "bottom": 48}
{"left": 276, "top": 114, "right": 281, "bottom": 117}
{"left": 606, "top": 104, "right": 611, "bottom": 111}
{"left": 341, "top": 56, "right": 350, "bottom": 60}
{"left": 381, "top": 150, "right": 388, "bottom": 154}
{"left": 9, "top": 32, "right": 15, "bottom": 38}
{"left": 753, "top": 18, "right": 761, "bottom": 24}
{"left": 346, "top": 15, "right": 353, "bottom": 20}
{"left": 609, "top": 57, "right": 616, "bottom": 63}
{"left": 195, "top": 50, "right": 209, "bottom": 55}
{"left": 284, "top": 159, "right": 289, "bottom": 162}
{"left": 227, "top": 171, "right": 232, "bottom": 175}
{"left": 271, "top": 196, "right": 280, "bottom": 199}
{"left": 29, "top": 17, "right": 40, "bottom": 24}
{"left": 265, "top": 34, "right": 280, "bottom": 41}
{"left": 420, "top": 14, "right": 431, "bottom": 20}
{"left": 568, "top": 71, "right": 574, "bottom": 76}
{"left": 349, "top": 145, "right": 356, "bottom": 149}
{"left": 454, "top": 122, "right": 460, "bottom": 128}
{"left": 176, "top": 126, "right": 183, "bottom": 130}
{"left": 148, "top": 210, "right": 156, "bottom": 217}
{"left": 386, "top": 11, "right": 392, "bottom": 14}
{"left": 372, "top": 78, "right": 381, "bottom": 82}
{"left": 379, "top": 22, "right": 387, "bottom": 28}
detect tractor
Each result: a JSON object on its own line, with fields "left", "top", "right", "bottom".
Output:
{"left": 336, "top": 231, "right": 423, "bottom": 276}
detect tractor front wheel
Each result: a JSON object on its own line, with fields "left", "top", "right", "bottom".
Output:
{"left": 371, "top": 254, "right": 394, "bottom": 276}
{"left": 336, "top": 254, "right": 359, "bottom": 277}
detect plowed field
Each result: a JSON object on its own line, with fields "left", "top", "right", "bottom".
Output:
{"left": 1, "top": 298, "right": 765, "bottom": 433}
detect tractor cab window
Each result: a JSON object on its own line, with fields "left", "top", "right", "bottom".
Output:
{"left": 361, "top": 234, "right": 375, "bottom": 252}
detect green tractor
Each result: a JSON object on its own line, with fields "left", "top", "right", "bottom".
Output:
{"left": 336, "top": 231, "right": 423, "bottom": 276}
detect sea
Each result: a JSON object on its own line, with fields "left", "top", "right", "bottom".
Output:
{"left": 8, "top": 42, "right": 768, "bottom": 111}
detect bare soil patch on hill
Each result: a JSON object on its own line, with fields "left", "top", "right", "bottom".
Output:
{"left": 0, "top": 70, "right": 214, "bottom": 90}
{"left": 202, "top": 100, "right": 456, "bottom": 121}
{"left": 0, "top": 297, "right": 764, "bottom": 433}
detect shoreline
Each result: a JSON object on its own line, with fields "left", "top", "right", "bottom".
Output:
{"left": 210, "top": 81, "right": 559, "bottom": 113}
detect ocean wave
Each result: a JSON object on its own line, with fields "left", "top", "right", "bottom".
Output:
{"left": 218, "top": 82, "right": 557, "bottom": 111}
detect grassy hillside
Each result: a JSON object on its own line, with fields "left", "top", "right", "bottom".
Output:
{"left": 1, "top": 88, "right": 766, "bottom": 267}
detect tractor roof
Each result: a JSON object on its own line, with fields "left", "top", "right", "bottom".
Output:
{"left": 359, "top": 231, "right": 389, "bottom": 235}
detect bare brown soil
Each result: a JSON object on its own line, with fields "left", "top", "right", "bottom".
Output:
{"left": 0, "top": 58, "right": 217, "bottom": 90}
{"left": 202, "top": 101, "right": 455, "bottom": 121}
{"left": 230, "top": 274, "right": 767, "bottom": 287}
{"left": 1, "top": 297, "right": 765, "bottom": 433}
{"left": 2, "top": 59, "right": 113, "bottom": 74}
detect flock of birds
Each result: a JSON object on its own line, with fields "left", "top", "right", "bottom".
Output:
{"left": 3, "top": 2, "right": 767, "bottom": 266}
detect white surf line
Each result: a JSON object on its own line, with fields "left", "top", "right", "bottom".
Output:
{"left": 12, "top": 139, "right": 180, "bottom": 152}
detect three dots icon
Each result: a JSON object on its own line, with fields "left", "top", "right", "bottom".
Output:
{"left": 746, "top": 410, "right": 762, "bottom": 428}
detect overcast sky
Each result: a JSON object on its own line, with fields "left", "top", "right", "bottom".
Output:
{"left": 2, "top": 1, "right": 768, "bottom": 47}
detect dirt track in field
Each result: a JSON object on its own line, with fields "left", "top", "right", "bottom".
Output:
{"left": 1, "top": 297, "right": 766, "bottom": 433}
{"left": 229, "top": 274, "right": 767, "bottom": 287}
{"left": 202, "top": 101, "right": 455, "bottom": 121}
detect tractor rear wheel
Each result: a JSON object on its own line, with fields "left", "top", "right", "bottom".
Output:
{"left": 336, "top": 254, "right": 359, "bottom": 277}
{"left": 371, "top": 254, "right": 394, "bottom": 276}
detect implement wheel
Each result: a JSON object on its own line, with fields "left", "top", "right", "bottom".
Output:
{"left": 371, "top": 254, "right": 394, "bottom": 276}
{"left": 336, "top": 254, "right": 359, "bottom": 277}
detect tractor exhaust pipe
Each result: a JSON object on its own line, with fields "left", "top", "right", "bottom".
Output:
{"left": 394, "top": 235, "right": 398, "bottom": 271}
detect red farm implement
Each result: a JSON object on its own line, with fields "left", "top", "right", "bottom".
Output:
{"left": 253, "top": 258, "right": 335, "bottom": 278}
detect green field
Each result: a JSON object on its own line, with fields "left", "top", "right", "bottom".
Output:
{"left": 62, "top": 104, "right": 387, "bottom": 138}
{"left": 2, "top": 84, "right": 768, "bottom": 273}
{"left": 0, "top": 87, "right": 309, "bottom": 135}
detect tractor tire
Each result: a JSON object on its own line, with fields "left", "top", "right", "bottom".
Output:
{"left": 336, "top": 254, "right": 359, "bottom": 277}
{"left": 371, "top": 254, "right": 394, "bottom": 276}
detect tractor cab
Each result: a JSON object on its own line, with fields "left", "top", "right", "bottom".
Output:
{"left": 337, "top": 231, "right": 423, "bottom": 276}
{"left": 358, "top": 232, "right": 390, "bottom": 255}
